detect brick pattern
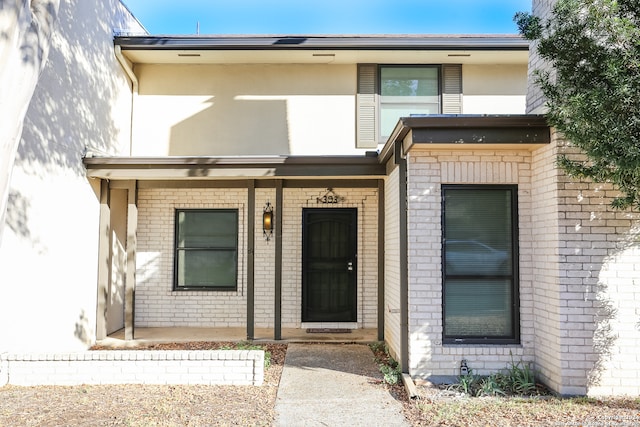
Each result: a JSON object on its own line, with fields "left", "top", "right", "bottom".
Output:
{"left": 547, "top": 138, "right": 640, "bottom": 396}
{"left": 136, "top": 189, "right": 248, "bottom": 327}
{"left": 280, "top": 188, "right": 379, "bottom": 329}
{"left": 531, "top": 135, "right": 564, "bottom": 393}
{"left": 0, "top": 350, "right": 264, "bottom": 386}
{"left": 406, "top": 150, "right": 536, "bottom": 378}
{"left": 135, "top": 186, "right": 379, "bottom": 330}
{"left": 526, "top": 0, "right": 556, "bottom": 114}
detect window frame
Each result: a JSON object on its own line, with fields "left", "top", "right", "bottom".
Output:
{"left": 441, "top": 184, "right": 520, "bottom": 345}
{"left": 173, "top": 208, "right": 239, "bottom": 292}
{"left": 378, "top": 64, "right": 442, "bottom": 140}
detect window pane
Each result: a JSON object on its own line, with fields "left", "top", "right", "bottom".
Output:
{"left": 444, "top": 279, "right": 513, "bottom": 337}
{"left": 380, "top": 103, "right": 439, "bottom": 138}
{"left": 380, "top": 67, "right": 439, "bottom": 138}
{"left": 381, "top": 67, "right": 438, "bottom": 97}
{"left": 175, "top": 209, "right": 238, "bottom": 290}
{"left": 177, "top": 210, "right": 237, "bottom": 248}
{"left": 444, "top": 189, "right": 512, "bottom": 276}
{"left": 442, "top": 186, "right": 517, "bottom": 341}
{"left": 177, "top": 249, "right": 236, "bottom": 288}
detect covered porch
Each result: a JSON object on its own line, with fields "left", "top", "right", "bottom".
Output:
{"left": 85, "top": 155, "right": 386, "bottom": 345}
{"left": 99, "top": 327, "right": 378, "bottom": 347}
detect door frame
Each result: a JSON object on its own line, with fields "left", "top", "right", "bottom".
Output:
{"left": 301, "top": 207, "right": 358, "bottom": 323}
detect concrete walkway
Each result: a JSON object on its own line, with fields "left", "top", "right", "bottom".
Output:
{"left": 274, "top": 343, "right": 410, "bottom": 427}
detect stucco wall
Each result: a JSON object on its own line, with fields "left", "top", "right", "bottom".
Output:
{"left": 135, "top": 186, "right": 379, "bottom": 330}
{"left": 0, "top": 1, "right": 144, "bottom": 352}
{"left": 406, "top": 149, "right": 536, "bottom": 380}
{"left": 130, "top": 63, "right": 529, "bottom": 157}
{"left": 462, "top": 64, "right": 527, "bottom": 114}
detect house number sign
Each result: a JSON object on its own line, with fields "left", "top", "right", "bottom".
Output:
{"left": 316, "top": 188, "right": 345, "bottom": 204}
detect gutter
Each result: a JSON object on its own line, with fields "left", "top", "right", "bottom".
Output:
{"left": 114, "top": 45, "right": 138, "bottom": 155}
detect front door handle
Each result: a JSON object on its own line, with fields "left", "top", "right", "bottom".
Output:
{"left": 347, "top": 261, "right": 353, "bottom": 271}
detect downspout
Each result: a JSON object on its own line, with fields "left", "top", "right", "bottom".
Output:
{"left": 114, "top": 45, "right": 137, "bottom": 155}
{"left": 395, "top": 139, "right": 410, "bottom": 374}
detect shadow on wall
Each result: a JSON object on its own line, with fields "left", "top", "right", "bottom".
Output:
{"left": 6, "top": 0, "right": 138, "bottom": 241}
{"left": 74, "top": 309, "right": 92, "bottom": 345}
{"left": 170, "top": 98, "right": 291, "bottom": 157}
{"left": 588, "top": 219, "right": 640, "bottom": 392}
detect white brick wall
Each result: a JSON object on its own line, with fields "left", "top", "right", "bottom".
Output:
{"left": 135, "top": 186, "right": 379, "bottom": 331}
{"left": 406, "top": 149, "right": 536, "bottom": 379}
{"left": 547, "top": 137, "right": 640, "bottom": 396}
{"left": 136, "top": 189, "right": 248, "bottom": 327}
{"left": 526, "top": 0, "right": 556, "bottom": 114}
{"left": 1, "top": 350, "right": 264, "bottom": 386}
{"left": 280, "top": 187, "right": 379, "bottom": 329}
{"left": 531, "top": 135, "right": 564, "bottom": 393}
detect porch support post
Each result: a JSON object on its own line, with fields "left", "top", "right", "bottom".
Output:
{"left": 274, "top": 180, "right": 283, "bottom": 340}
{"left": 247, "top": 180, "right": 255, "bottom": 340}
{"left": 124, "top": 180, "right": 138, "bottom": 341}
{"left": 396, "top": 143, "right": 410, "bottom": 374}
{"left": 95, "top": 179, "right": 111, "bottom": 340}
{"left": 377, "top": 179, "right": 385, "bottom": 341}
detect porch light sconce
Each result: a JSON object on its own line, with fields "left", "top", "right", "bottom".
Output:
{"left": 263, "top": 202, "right": 274, "bottom": 241}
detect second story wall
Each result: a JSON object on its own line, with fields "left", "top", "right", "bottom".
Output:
{"left": 463, "top": 64, "right": 527, "bottom": 114}
{"left": 133, "top": 63, "right": 358, "bottom": 156}
{"left": 130, "top": 60, "right": 528, "bottom": 157}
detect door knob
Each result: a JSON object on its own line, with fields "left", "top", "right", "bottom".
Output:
{"left": 347, "top": 261, "right": 353, "bottom": 271}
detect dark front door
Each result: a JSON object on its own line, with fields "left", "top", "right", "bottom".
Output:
{"left": 302, "top": 208, "right": 357, "bottom": 322}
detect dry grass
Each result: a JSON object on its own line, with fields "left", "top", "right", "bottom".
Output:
{"left": 0, "top": 343, "right": 286, "bottom": 427}
{"left": 398, "top": 383, "right": 640, "bottom": 426}
{"left": 2, "top": 343, "right": 640, "bottom": 426}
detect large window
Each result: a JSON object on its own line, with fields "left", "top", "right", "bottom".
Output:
{"left": 174, "top": 209, "right": 238, "bottom": 291}
{"left": 442, "top": 185, "right": 519, "bottom": 344}
{"left": 380, "top": 66, "right": 440, "bottom": 139}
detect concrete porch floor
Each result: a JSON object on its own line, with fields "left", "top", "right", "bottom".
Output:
{"left": 98, "top": 327, "right": 379, "bottom": 347}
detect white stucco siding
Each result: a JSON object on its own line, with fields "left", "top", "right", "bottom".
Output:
{"left": 132, "top": 63, "right": 359, "bottom": 157}
{"left": 406, "top": 149, "right": 536, "bottom": 379}
{"left": 462, "top": 64, "right": 528, "bottom": 114}
{"left": 0, "top": 1, "right": 143, "bottom": 352}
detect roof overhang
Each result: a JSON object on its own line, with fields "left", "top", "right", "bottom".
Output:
{"left": 83, "top": 155, "right": 385, "bottom": 181}
{"left": 114, "top": 34, "right": 529, "bottom": 65}
{"left": 380, "top": 115, "right": 550, "bottom": 162}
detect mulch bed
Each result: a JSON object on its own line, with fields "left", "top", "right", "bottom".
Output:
{"left": 0, "top": 342, "right": 287, "bottom": 427}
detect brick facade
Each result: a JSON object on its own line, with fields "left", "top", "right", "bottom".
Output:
{"left": 526, "top": 0, "right": 640, "bottom": 396}
{"left": 135, "top": 186, "right": 379, "bottom": 330}
{"left": 406, "top": 149, "right": 536, "bottom": 379}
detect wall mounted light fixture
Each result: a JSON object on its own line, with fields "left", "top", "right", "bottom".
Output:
{"left": 263, "top": 201, "right": 274, "bottom": 241}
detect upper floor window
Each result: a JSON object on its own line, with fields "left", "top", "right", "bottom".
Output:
{"left": 356, "top": 63, "right": 461, "bottom": 148}
{"left": 380, "top": 66, "right": 440, "bottom": 140}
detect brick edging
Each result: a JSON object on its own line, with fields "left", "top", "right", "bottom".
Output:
{"left": 0, "top": 350, "right": 264, "bottom": 386}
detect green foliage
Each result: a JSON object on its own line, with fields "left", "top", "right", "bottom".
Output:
{"left": 220, "top": 341, "right": 271, "bottom": 369}
{"left": 516, "top": 0, "right": 640, "bottom": 210}
{"left": 451, "top": 359, "right": 539, "bottom": 397}
{"left": 370, "top": 342, "right": 402, "bottom": 385}
{"left": 380, "top": 363, "right": 402, "bottom": 385}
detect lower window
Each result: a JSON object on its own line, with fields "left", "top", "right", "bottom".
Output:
{"left": 442, "top": 185, "right": 519, "bottom": 344}
{"left": 174, "top": 209, "right": 238, "bottom": 291}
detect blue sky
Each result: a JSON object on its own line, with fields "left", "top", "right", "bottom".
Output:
{"left": 123, "top": 0, "right": 532, "bottom": 35}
